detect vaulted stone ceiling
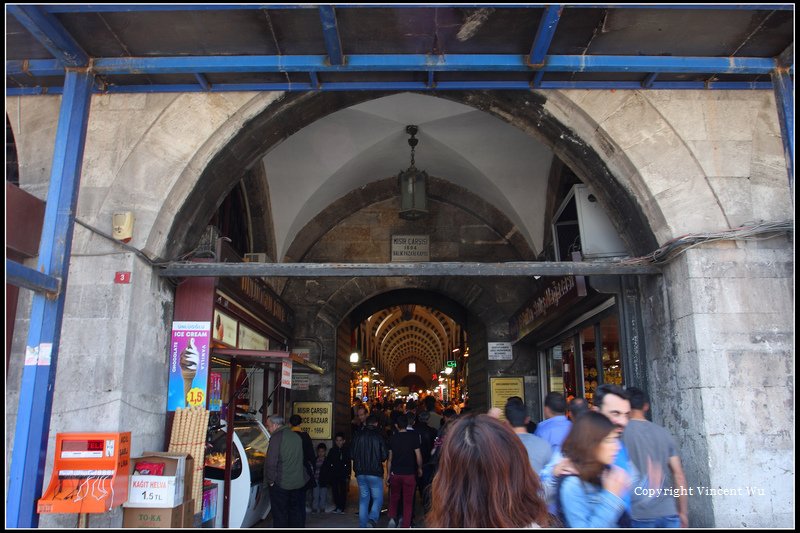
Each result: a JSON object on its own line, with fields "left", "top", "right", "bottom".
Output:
{"left": 262, "top": 92, "right": 554, "bottom": 261}
{"left": 358, "top": 304, "right": 465, "bottom": 384}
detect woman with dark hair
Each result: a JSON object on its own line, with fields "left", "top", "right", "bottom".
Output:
{"left": 426, "top": 414, "right": 550, "bottom": 528}
{"left": 557, "top": 411, "right": 631, "bottom": 528}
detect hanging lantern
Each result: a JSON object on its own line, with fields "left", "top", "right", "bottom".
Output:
{"left": 398, "top": 125, "right": 428, "bottom": 220}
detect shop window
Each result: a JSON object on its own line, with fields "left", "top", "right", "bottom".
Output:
{"left": 543, "top": 303, "right": 623, "bottom": 406}
{"left": 547, "top": 337, "right": 577, "bottom": 400}
{"left": 600, "top": 315, "right": 622, "bottom": 386}
{"left": 581, "top": 325, "right": 598, "bottom": 405}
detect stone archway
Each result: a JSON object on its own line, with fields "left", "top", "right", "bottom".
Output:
{"left": 318, "top": 285, "right": 488, "bottom": 435}
{"left": 155, "top": 90, "right": 663, "bottom": 260}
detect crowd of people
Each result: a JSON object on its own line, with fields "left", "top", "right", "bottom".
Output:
{"left": 264, "top": 385, "right": 688, "bottom": 528}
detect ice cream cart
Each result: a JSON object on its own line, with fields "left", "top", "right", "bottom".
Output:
{"left": 204, "top": 419, "right": 271, "bottom": 528}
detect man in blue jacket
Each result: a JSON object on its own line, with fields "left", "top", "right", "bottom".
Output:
{"left": 535, "top": 391, "right": 572, "bottom": 452}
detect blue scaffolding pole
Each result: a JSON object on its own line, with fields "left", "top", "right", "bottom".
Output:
{"left": 772, "top": 70, "right": 795, "bottom": 189}
{"left": 6, "top": 69, "right": 94, "bottom": 528}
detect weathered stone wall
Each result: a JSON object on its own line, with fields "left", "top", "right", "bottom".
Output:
{"left": 5, "top": 92, "right": 283, "bottom": 528}
{"left": 643, "top": 243, "right": 794, "bottom": 528}
{"left": 6, "top": 89, "right": 793, "bottom": 527}
{"left": 551, "top": 89, "right": 793, "bottom": 528}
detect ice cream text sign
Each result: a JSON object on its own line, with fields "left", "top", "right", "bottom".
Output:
{"left": 168, "top": 322, "right": 210, "bottom": 411}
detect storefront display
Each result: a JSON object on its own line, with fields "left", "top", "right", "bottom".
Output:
{"left": 543, "top": 303, "right": 622, "bottom": 406}
{"left": 204, "top": 420, "right": 271, "bottom": 528}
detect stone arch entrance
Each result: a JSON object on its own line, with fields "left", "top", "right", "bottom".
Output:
{"left": 315, "top": 286, "right": 488, "bottom": 437}
{"left": 152, "top": 89, "right": 666, "bottom": 430}
{"left": 156, "top": 90, "right": 660, "bottom": 260}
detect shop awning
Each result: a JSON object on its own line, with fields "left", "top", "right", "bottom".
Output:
{"left": 211, "top": 348, "right": 324, "bottom": 374}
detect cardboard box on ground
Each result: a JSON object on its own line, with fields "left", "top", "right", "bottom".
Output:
{"left": 122, "top": 500, "right": 194, "bottom": 528}
{"left": 125, "top": 452, "right": 193, "bottom": 508}
{"left": 123, "top": 452, "right": 196, "bottom": 528}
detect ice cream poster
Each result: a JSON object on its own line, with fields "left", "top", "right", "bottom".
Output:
{"left": 168, "top": 321, "right": 211, "bottom": 411}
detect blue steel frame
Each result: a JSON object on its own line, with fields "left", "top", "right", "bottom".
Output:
{"left": 6, "top": 260, "right": 60, "bottom": 295}
{"left": 4, "top": 3, "right": 794, "bottom": 527}
{"left": 6, "top": 5, "right": 88, "bottom": 67}
{"left": 6, "top": 69, "right": 94, "bottom": 528}
{"left": 772, "top": 69, "right": 795, "bottom": 188}
{"left": 37, "top": 4, "right": 795, "bottom": 13}
{"left": 7, "top": 53, "right": 778, "bottom": 76}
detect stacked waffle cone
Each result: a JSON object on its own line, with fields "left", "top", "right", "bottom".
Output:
{"left": 169, "top": 405, "right": 209, "bottom": 509}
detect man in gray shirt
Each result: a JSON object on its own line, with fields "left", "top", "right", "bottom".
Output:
{"left": 623, "top": 387, "right": 689, "bottom": 528}
{"left": 504, "top": 399, "right": 553, "bottom": 474}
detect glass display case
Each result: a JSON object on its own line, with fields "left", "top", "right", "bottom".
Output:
{"left": 204, "top": 428, "right": 243, "bottom": 480}
{"left": 234, "top": 423, "right": 268, "bottom": 485}
{"left": 203, "top": 420, "right": 271, "bottom": 528}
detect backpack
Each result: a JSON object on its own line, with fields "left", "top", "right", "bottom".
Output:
{"left": 554, "top": 474, "right": 632, "bottom": 528}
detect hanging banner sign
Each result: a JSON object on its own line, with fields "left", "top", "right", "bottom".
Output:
{"left": 167, "top": 321, "right": 210, "bottom": 411}
{"left": 281, "top": 360, "right": 293, "bottom": 389}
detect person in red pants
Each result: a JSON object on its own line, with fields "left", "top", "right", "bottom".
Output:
{"left": 386, "top": 414, "right": 422, "bottom": 528}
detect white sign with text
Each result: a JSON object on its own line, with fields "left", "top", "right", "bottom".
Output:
{"left": 391, "top": 235, "right": 430, "bottom": 262}
{"left": 488, "top": 342, "right": 513, "bottom": 360}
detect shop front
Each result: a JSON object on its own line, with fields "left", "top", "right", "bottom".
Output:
{"left": 540, "top": 302, "right": 622, "bottom": 405}
{"left": 167, "top": 239, "right": 324, "bottom": 527}
{"left": 511, "top": 275, "right": 633, "bottom": 412}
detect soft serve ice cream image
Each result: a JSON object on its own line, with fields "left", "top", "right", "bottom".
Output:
{"left": 180, "top": 337, "right": 200, "bottom": 405}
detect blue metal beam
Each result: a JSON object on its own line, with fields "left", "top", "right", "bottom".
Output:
{"left": 529, "top": 5, "right": 563, "bottom": 66}
{"left": 319, "top": 6, "right": 344, "bottom": 66}
{"left": 194, "top": 73, "right": 212, "bottom": 91}
{"left": 771, "top": 68, "right": 794, "bottom": 188}
{"left": 542, "top": 55, "right": 775, "bottom": 74}
{"left": 642, "top": 72, "right": 658, "bottom": 88}
{"left": 6, "top": 59, "right": 65, "bottom": 77}
{"left": 6, "top": 86, "right": 65, "bottom": 96}
{"left": 40, "top": 4, "right": 794, "bottom": 13}
{"left": 11, "top": 53, "right": 777, "bottom": 79}
{"left": 84, "top": 53, "right": 776, "bottom": 75}
{"left": 6, "top": 260, "right": 61, "bottom": 295}
{"left": 309, "top": 71, "right": 320, "bottom": 89}
{"left": 6, "top": 79, "right": 775, "bottom": 98}
{"left": 7, "top": 69, "right": 94, "bottom": 529}
{"left": 7, "top": 5, "right": 89, "bottom": 67}
{"left": 532, "top": 70, "right": 545, "bottom": 88}
{"left": 570, "top": 4, "right": 793, "bottom": 9}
